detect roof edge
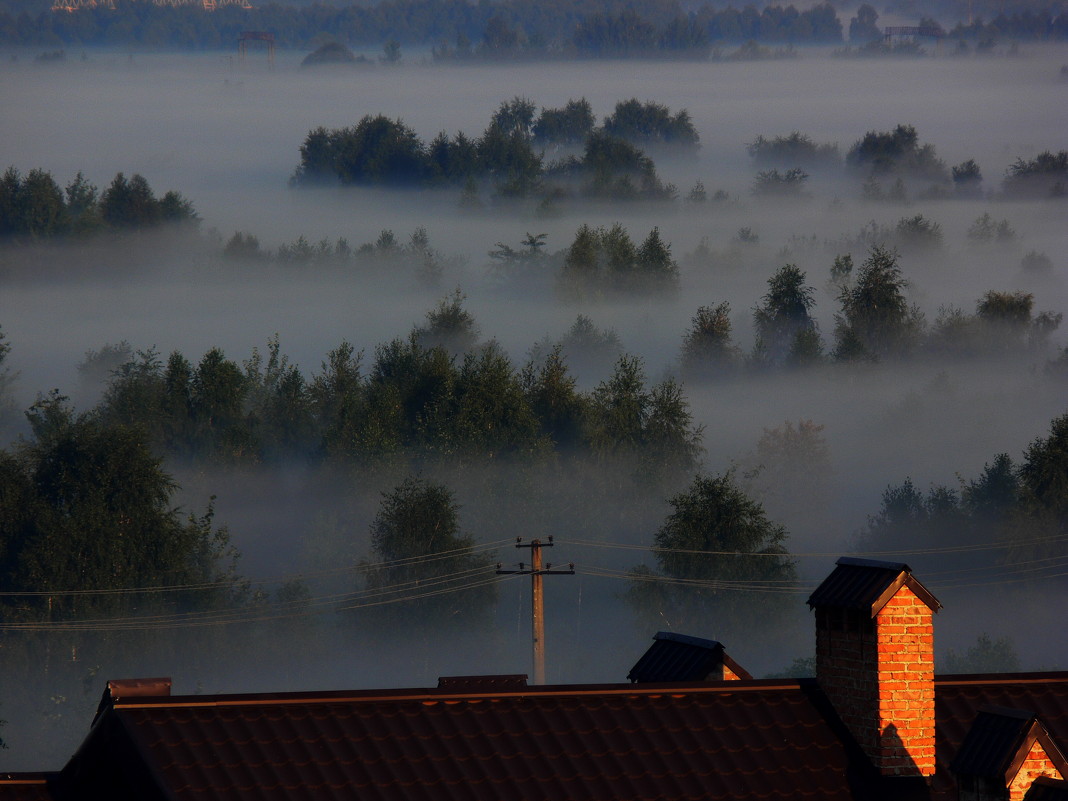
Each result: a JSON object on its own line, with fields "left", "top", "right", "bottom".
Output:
{"left": 104, "top": 677, "right": 817, "bottom": 710}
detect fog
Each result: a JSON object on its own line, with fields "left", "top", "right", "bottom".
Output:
{"left": 1, "top": 44, "right": 1067, "bottom": 768}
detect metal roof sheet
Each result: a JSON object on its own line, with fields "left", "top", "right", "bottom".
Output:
{"left": 68, "top": 680, "right": 866, "bottom": 801}
{"left": 950, "top": 706, "right": 1038, "bottom": 779}
{"left": 52, "top": 671, "right": 1068, "bottom": 801}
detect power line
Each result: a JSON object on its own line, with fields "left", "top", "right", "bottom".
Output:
{"left": 1, "top": 568, "right": 515, "bottom": 632}
{"left": 5, "top": 538, "right": 1067, "bottom": 633}
{"left": 567, "top": 534, "right": 1068, "bottom": 559}
{"left": 0, "top": 538, "right": 512, "bottom": 598}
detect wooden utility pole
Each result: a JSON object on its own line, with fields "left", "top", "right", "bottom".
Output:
{"left": 496, "top": 537, "right": 574, "bottom": 685}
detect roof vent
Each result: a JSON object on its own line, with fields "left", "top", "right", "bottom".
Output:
{"left": 436, "top": 675, "right": 529, "bottom": 692}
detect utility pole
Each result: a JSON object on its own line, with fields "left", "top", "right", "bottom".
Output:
{"left": 496, "top": 537, "right": 574, "bottom": 685}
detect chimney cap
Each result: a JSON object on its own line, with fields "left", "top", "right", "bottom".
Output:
{"left": 808, "top": 557, "right": 941, "bottom": 616}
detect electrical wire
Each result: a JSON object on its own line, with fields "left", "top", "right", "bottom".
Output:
{"left": 4, "top": 536, "right": 1067, "bottom": 633}
{"left": 0, "top": 568, "right": 516, "bottom": 632}
{"left": 0, "top": 537, "right": 513, "bottom": 598}
{"left": 567, "top": 534, "right": 1068, "bottom": 559}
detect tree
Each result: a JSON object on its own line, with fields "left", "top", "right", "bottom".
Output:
{"left": 752, "top": 264, "right": 817, "bottom": 365}
{"left": 100, "top": 172, "right": 162, "bottom": 228}
{"left": 859, "top": 477, "right": 971, "bottom": 556}
{"left": 310, "top": 341, "right": 364, "bottom": 456}
{"left": 634, "top": 227, "right": 679, "bottom": 292}
{"left": 751, "top": 168, "right": 809, "bottom": 198}
{"left": 423, "top": 342, "right": 544, "bottom": 462}
{"left": 846, "top": 124, "right": 948, "bottom": 183}
{"left": 295, "top": 116, "right": 428, "bottom": 186}
{"left": 952, "top": 159, "right": 983, "bottom": 197}
{"left": 533, "top": 98, "right": 595, "bottom": 147}
{"left": 894, "top": 214, "right": 943, "bottom": 253}
{"left": 1016, "top": 414, "right": 1068, "bottom": 546}
{"left": 490, "top": 96, "right": 537, "bottom": 139}
{"left": 364, "top": 335, "right": 457, "bottom": 455}
{"left": 680, "top": 303, "right": 740, "bottom": 379}
{"left": 602, "top": 98, "right": 699, "bottom": 152}
{"left": 0, "top": 394, "right": 239, "bottom": 621}
{"left": 747, "top": 132, "right": 839, "bottom": 169}
{"left": 381, "top": 39, "right": 401, "bottom": 63}
{"left": 639, "top": 377, "right": 704, "bottom": 485}
{"left": 521, "top": 345, "right": 586, "bottom": 452}
{"left": 191, "top": 348, "right": 251, "bottom": 459}
{"left": 586, "top": 355, "right": 649, "bottom": 461}
{"left": 743, "top": 420, "right": 831, "bottom": 522}
{"left": 572, "top": 11, "right": 657, "bottom": 57}
{"left": 1002, "top": 151, "right": 1068, "bottom": 199}
{"left": 559, "top": 224, "right": 602, "bottom": 299}
{"left": 975, "top": 291, "right": 1061, "bottom": 353}
{"left": 849, "top": 3, "right": 880, "bottom": 43}
{"left": 967, "top": 213, "right": 1016, "bottom": 244}
{"left": 540, "top": 314, "right": 623, "bottom": 381}
{"left": 357, "top": 477, "right": 496, "bottom": 628}
{"left": 833, "top": 247, "right": 922, "bottom": 360}
{"left": 412, "top": 289, "right": 480, "bottom": 357}
{"left": 579, "top": 132, "right": 671, "bottom": 200}
{"left": 626, "top": 471, "right": 796, "bottom": 631}
{"left": 942, "top": 633, "right": 1021, "bottom": 673}
{"left": 477, "top": 118, "right": 542, "bottom": 197}
{"left": 963, "top": 453, "right": 1019, "bottom": 545}
{"left": 18, "top": 168, "right": 65, "bottom": 238}
{"left": 243, "top": 336, "right": 312, "bottom": 458}
{"left": 0, "top": 325, "right": 18, "bottom": 429}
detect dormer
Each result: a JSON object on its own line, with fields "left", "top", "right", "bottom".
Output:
{"left": 627, "top": 631, "right": 751, "bottom": 683}
{"left": 952, "top": 706, "right": 1068, "bottom": 801}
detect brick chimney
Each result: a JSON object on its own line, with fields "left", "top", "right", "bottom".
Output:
{"left": 808, "top": 557, "right": 941, "bottom": 777}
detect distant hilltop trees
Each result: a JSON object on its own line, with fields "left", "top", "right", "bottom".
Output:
{"left": 2, "top": 0, "right": 1066, "bottom": 52}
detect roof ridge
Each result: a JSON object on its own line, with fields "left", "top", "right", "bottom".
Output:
{"left": 109, "top": 678, "right": 816, "bottom": 710}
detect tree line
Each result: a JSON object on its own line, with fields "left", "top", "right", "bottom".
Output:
{"left": 292, "top": 97, "right": 691, "bottom": 201}
{"left": 0, "top": 168, "right": 197, "bottom": 240}
{"left": 6, "top": 0, "right": 1068, "bottom": 53}
{"left": 293, "top": 109, "right": 1066, "bottom": 203}
{"left": 2, "top": 0, "right": 845, "bottom": 53}
{"left": 2, "top": 242, "right": 1064, "bottom": 476}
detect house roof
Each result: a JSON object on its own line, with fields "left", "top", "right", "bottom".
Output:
{"left": 626, "top": 631, "right": 752, "bottom": 683}
{"left": 46, "top": 671, "right": 1068, "bottom": 801}
{"left": 807, "top": 556, "right": 942, "bottom": 616}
